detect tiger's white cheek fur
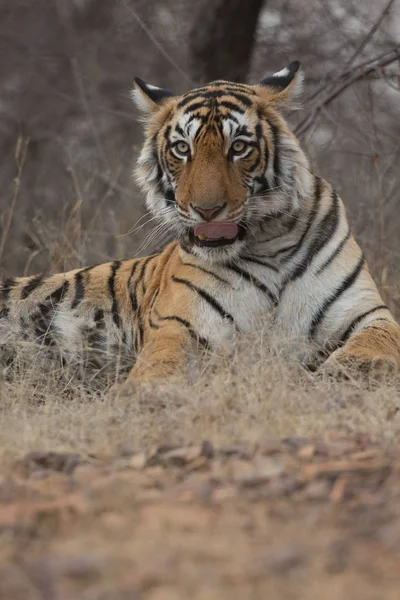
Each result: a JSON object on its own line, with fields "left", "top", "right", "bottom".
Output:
{"left": 144, "top": 188, "right": 166, "bottom": 216}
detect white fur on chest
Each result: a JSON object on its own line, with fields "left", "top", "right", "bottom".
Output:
{"left": 189, "top": 264, "right": 282, "bottom": 346}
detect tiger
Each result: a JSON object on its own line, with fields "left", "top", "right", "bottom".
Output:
{"left": 1, "top": 61, "right": 399, "bottom": 385}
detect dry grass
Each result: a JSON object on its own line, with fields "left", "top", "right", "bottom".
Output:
{"left": 1, "top": 322, "right": 400, "bottom": 471}
{"left": 1, "top": 326, "right": 400, "bottom": 600}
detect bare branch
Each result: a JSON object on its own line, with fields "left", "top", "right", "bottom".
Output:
{"left": 344, "top": 0, "right": 396, "bottom": 68}
{"left": 306, "top": 0, "right": 396, "bottom": 105}
{"left": 295, "top": 46, "right": 400, "bottom": 137}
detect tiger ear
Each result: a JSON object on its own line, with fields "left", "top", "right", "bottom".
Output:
{"left": 131, "top": 77, "right": 175, "bottom": 114}
{"left": 255, "top": 61, "right": 304, "bottom": 108}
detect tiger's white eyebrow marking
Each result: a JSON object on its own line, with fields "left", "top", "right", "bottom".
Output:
{"left": 174, "top": 113, "right": 201, "bottom": 138}
{"left": 172, "top": 114, "right": 202, "bottom": 156}
{"left": 221, "top": 113, "right": 251, "bottom": 153}
{"left": 185, "top": 119, "right": 201, "bottom": 138}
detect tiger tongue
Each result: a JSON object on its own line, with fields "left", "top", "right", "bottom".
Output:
{"left": 194, "top": 222, "right": 238, "bottom": 239}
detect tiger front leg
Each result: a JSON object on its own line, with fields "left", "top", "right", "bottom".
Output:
{"left": 322, "top": 320, "right": 400, "bottom": 378}
{"left": 127, "top": 320, "right": 195, "bottom": 384}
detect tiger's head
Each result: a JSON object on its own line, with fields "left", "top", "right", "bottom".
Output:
{"left": 133, "top": 61, "right": 312, "bottom": 262}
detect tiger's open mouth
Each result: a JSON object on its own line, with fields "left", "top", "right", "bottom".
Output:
{"left": 190, "top": 222, "right": 245, "bottom": 248}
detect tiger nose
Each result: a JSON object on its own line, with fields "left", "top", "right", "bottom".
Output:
{"left": 191, "top": 203, "right": 226, "bottom": 221}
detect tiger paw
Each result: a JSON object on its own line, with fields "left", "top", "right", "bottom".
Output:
{"left": 319, "top": 348, "right": 397, "bottom": 382}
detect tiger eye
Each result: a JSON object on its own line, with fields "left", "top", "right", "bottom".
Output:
{"left": 175, "top": 141, "right": 190, "bottom": 155}
{"left": 232, "top": 140, "right": 247, "bottom": 154}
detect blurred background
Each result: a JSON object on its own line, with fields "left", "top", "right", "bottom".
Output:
{"left": 0, "top": 0, "right": 399, "bottom": 314}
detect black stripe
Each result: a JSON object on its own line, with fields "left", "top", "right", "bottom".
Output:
{"left": 269, "top": 122, "right": 280, "bottom": 188}
{"left": 45, "top": 280, "right": 70, "bottom": 306}
{"left": 128, "top": 261, "right": 140, "bottom": 312}
{"left": 164, "top": 188, "right": 176, "bottom": 206}
{"left": 108, "top": 261, "right": 122, "bottom": 328}
{"left": 136, "top": 317, "right": 144, "bottom": 351}
{"left": 253, "top": 175, "right": 270, "bottom": 194}
{"left": 216, "top": 100, "right": 245, "bottom": 114}
{"left": 164, "top": 124, "right": 171, "bottom": 145}
{"left": 222, "top": 112, "right": 239, "bottom": 125}
{"left": 286, "top": 190, "right": 340, "bottom": 284}
{"left": 221, "top": 91, "right": 252, "bottom": 106}
{"left": 360, "top": 322, "right": 393, "bottom": 335}
{"left": 309, "top": 254, "right": 366, "bottom": 339}
{"left": 32, "top": 281, "right": 70, "bottom": 344}
{"left": 178, "top": 90, "right": 253, "bottom": 108}
{"left": 155, "top": 311, "right": 210, "bottom": 350}
{"left": 193, "top": 120, "right": 208, "bottom": 143}
{"left": 255, "top": 122, "right": 263, "bottom": 143}
{"left": 206, "top": 80, "right": 251, "bottom": 90}
{"left": 21, "top": 275, "right": 43, "bottom": 300}
{"left": 185, "top": 113, "right": 201, "bottom": 127}
{"left": 133, "top": 255, "right": 159, "bottom": 352}
{"left": 71, "top": 270, "right": 86, "bottom": 309}
{"left": 339, "top": 305, "right": 389, "bottom": 344}
{"left": 247, "top": 145, "right": 262, "bottom": 173}
{"left": 177, "top": 95, "right": 202, "bottom": 109}
{"left": 94, "top": 308, "right": 105, "bottom": 330}
{"left": 183, "top": 262, "right": 230, "bottom": 284}
{"left": 281, "top": 176, "right": 323, "bottom": 262}
{"left": 147, "top": 291, "right": 161, "bottom": 329}
{"left": 182, "top": 101, "right": 208, "bottom": 114}
{"left": 140, "top": 255, "right": 156, "bottom": 297}
{"left": 235, "top": 125, "right": 252, "bottom": 137}
{"left": 172, "top": 276, "right": 234, "bottom": 323}
{"left": 1, "top": 278, "right": 16, "bottom": 301}
{"left": 262, "top": 137, "right": 270, "bottom": 180}
{"left": 177, "top": 83, "right": 252, "bottom": 104}
{"left": 0, "top": 308, "right": 9, "bottom": 319}
{"left": 148, "top": 308, "right": 159, "bottom": 329}
{"left": 249, "top": 122, "right": 263, "bottom": 174}
{"left": 317, "top": 229, "right": 351, "bottom": 274}
{"left": 241, "top": 255, "right": 279, "bottom": 273}
{"left": 225, "top": 263, "right": 278, "bottom": 306}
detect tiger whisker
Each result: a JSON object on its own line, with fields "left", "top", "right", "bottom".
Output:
{"left": 136, "top": 219, "right": 177, "bottom": 254}
{"left": 118, "top": 205, "right": 175, "bottom": 238}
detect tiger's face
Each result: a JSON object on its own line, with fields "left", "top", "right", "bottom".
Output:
{"left": 133, "top": 62, "right": 312, "bottom": 262}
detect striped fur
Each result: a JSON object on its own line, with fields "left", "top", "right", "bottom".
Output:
{"left": 1, "top": 62, "right": 399, "bottom": 382}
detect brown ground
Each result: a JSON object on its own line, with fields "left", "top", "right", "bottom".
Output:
{"left": 1, "top": 330, "right": 400, "bottom": 600}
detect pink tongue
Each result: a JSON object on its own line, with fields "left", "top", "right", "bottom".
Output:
{"left": 194, "top": 222, "right": 238, "bottom": 239}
